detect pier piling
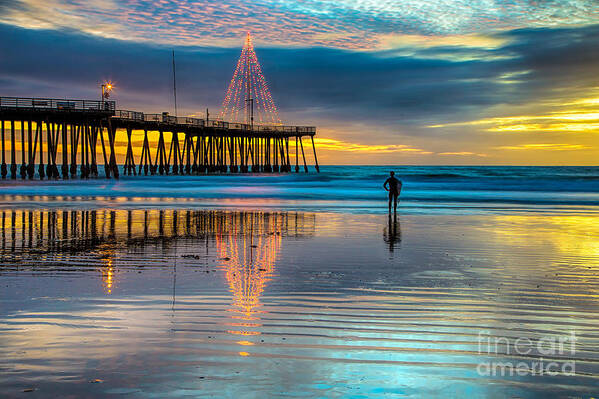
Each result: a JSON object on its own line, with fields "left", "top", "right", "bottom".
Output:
{"left": 1, "top": 120, "right": 6, "bottom": 178}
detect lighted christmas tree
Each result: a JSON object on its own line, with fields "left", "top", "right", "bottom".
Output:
{"left": 219, "top": 32, "right": 281, "bottom": 125}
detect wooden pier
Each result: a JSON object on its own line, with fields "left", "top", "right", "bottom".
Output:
{"left": 0, "top": 97, "right": 319, "bottom": 180}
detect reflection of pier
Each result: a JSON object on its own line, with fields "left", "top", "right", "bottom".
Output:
{"left": 0, "top": 209, "right": 315, "bottom": 301}
{"left": 0, "top": 209, "right": 315, "bottom": 258}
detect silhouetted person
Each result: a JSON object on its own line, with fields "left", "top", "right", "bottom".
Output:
{"left": 383, "top": 171, "right": 402, "bottom": 213}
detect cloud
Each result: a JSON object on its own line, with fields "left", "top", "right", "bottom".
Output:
{"left": 314, "top": 138, "right": 432, "bottom": 154}
{"left": 2, "top": 21, "right": 599, "bottom": 164}
{"left": 0, "top": 0, "right": 597, "bottom": 49}
{"left": 3, "top": 22, "right": 599, "bottom": 128}
{"left": 428, "top": 102, "right": 599, "bottom": 133}
{"left": 438, "top": 151, "right": 487, "bottom": 157}
{"left": 496, "top": 144, "right": 589, "bottom": 151}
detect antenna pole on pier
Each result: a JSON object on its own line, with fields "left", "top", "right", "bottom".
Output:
{"left": 246, "top": 76, "right": 253, "bottom": 128}
{"left": 172, "top": 50, "right": 178, "bottom": 118}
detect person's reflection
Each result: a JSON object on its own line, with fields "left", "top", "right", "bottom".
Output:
{"left": 383, "top": 213, "right": 401, "bottom": 253}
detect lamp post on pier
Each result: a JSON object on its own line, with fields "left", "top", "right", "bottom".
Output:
{"left": 101, "top": 82, "right": 113, "bottom": 110}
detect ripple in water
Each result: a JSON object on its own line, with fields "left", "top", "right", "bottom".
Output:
{"left": 0, "top": 208, "right": 598, "bottom": 397}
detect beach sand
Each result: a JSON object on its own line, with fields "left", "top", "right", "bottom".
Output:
{"left": 1, "top": 207, "right": 598, "bottom": 397}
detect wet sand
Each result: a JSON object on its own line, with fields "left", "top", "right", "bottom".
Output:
{"left": 1, "top": 208, "right": 598, "bottom": 398}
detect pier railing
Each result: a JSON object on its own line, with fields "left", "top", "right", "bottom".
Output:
{"left": 0, "top": 98, "right": 314, "bottom": 133}
{"left": 0, "top": 97, "right": 115, "bottom": 112}
{"left": 114, "top": 109, "right": 316, "bottom": 133}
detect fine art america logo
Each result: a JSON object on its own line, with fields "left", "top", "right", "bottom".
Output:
{"left": 477, "top": 331, "right": 576, "bottom": 376}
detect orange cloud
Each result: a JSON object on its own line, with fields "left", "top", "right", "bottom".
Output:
{"left": 314, "top": 138, "right": 432, "bottom": 154}
{"left": 438, "top": 151, "right": 487, "bottom": 157}
{"left": 427, "top": 88, "right": 599, "bottom": 138}
{"left": 496, "top": 143, "right": 588, "bottom": 151}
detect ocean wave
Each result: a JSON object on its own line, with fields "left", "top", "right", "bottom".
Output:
{"left": 1, "top": 166, "right": 599, "bottom": 212}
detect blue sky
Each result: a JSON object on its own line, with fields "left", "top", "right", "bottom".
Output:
{"left": 1, "top": 0, "right": 599, "bottom": 164}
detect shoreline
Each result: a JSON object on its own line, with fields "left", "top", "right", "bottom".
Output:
{"left": 0, "top": 195, "right": 598, "bottom": 216}
{"left": 1, "top": 165, "right": 598, "bottom": 214}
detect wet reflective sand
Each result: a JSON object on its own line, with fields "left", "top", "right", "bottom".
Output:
{"left": 1, "top": 208, "right": 598, "bottom": 397}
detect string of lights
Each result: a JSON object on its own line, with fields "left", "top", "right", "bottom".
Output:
{"left": 220, "top": 32, "right": 281, "bottom": 125}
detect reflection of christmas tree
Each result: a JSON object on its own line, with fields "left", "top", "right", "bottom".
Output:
{"left": 219, "top": 32, "right": 281, "bottom": 125}
{"left": 101, "top": 257, "right": 114, "bottom": 294}
{"left": 216, "top": 213, "right": 283, "bottom": 324}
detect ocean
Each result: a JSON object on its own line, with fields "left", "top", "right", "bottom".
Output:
{"left": 0, "top": 165, "right": 598, "bottom": 213}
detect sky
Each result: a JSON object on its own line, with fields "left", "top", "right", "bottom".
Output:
{"left": 1, "top": 0, "right": 599, "bottom": 165}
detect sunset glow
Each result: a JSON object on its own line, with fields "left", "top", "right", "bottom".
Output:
{"left": 0, "top": 1, "right": 597, "bottom": 164}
